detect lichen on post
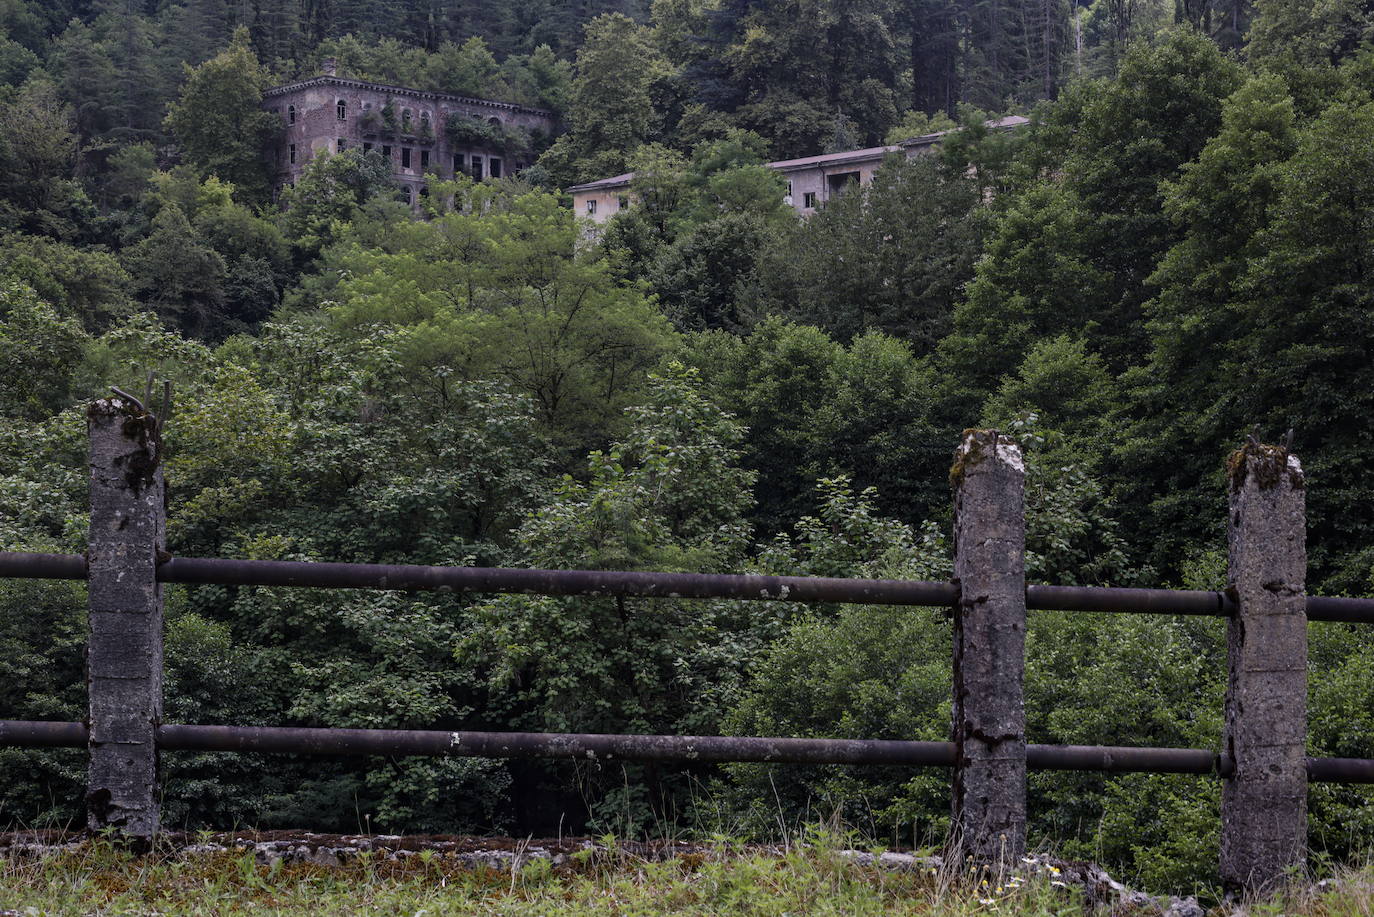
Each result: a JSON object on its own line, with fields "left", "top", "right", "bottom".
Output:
{"left": 950, "top": 429, "right": 1027, "bottom": 872}
{"left": 1221, "top": 439, "right": 1307, "bottom": 894}
{"left": 86, "top": 395, "right": 166, "bottom": 842}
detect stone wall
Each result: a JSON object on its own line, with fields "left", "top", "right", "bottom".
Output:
{"left": 262, "top": 76, "right": 558, "bottom": 203}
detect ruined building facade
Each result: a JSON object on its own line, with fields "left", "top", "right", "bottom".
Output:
{"left": 263, "top": 62, "right": 558, "bottom": 205}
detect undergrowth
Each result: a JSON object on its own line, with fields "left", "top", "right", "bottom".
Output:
{"left": 0, "top": 833, "right": 1367, "bottom": 916}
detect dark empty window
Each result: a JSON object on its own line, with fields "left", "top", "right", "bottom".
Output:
{"left": 337, "top": 138, "right": 346, "bottom": 152}
{"left": 453, "top": 153, "right": 465, "bottom": 174}
{"left": 617, "top": 195, "right": 628, "bottom": 210}
{"left": 287, "top": 105, "right": 296, "bottom": 124}
{"left": 420, "top": 150, "right": 429, "bottom": 171}
{"left": 288, "top": 143, "right": 296, "bottom": 164}
{"left": 337, "top": 99, "right": 347, "bottom": 120}
{"left": 489, "top": 158, "right": 502, "bottom": 179}
{"left": 382, "top": 144, "right": 392, "bottom": 159}
{"left": 363, "top": 141, "right": 373, "bottom": 152}
{"left": 803, "top": 191, "right": 817, "bottom": 208}
{"left": 401, "top": 147, "right": 412, "bottom": 168}
{"left": 826, "top": 171, "right": 860, "bottom": 195}
{"left": 471, "top": 156, "right": 483, "bottom": 180}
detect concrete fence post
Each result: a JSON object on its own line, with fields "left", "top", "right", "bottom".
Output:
{"left": 86, "top": 395, "right": 166, "bottom": 841}
{"left": 1221, "top": 441, "right": 1307, "bottom": 893}
{"left": 950, "top": 429, "right": 1027, "bottom": 871}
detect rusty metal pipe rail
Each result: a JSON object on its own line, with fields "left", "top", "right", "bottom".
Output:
{"left": 3, "top": 552, "right": 1374, "bottom": 621}
{"left": 2, "top": 721, "right": 1371, "bottom": 782}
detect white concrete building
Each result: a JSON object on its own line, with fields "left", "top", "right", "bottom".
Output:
{"left": 568, "top": 116, "right": 1029, "bottom": 223}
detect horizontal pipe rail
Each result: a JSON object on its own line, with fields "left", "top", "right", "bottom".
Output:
{"left": 158, "top": 557, "right": 962, "bottom": 606}
{"left": 3, "top": 552, "right": 1374, "bottom": 621}
{"left": 2, "top": 721, "right": 1370, "bottom": 782}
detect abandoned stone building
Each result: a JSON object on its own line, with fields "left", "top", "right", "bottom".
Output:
{"left": 569, "top": 115, "right": 1029, "bottom": 224}
{"left": 263, "top": 60, "right": 558, "bottom": 205}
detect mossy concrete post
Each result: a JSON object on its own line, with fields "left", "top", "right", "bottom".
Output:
{"left": 950, "top": 429, "right": 1027, "bottom": 870}
{"left": 1221, "top": 441, "right": 1307, "bottom": 894}
{"left": 86, "top": 396, "right": 166, "bottom": 842}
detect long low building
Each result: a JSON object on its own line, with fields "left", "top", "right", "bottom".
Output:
{"left": 568, "top": 115, "right": 1029, "bottom": 223}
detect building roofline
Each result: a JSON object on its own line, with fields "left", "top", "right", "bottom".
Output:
{"left": 566, "top": 115, "right": 1030, "bottom": 195}
{"left": 894, "top": 114, "right": 1030, "bottom": 148}
{"left": 567, "top": 172, "right": 635, "bottom": 193}
{"left": 263, "top": 75, "right": 552, "bottom": 118}
{"left": 766, "top": 144, "right": 903, "bottom": 172}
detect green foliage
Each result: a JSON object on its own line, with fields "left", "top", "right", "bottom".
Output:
{"left": 1248, "top": 0, "right": 1374, "bottom": 67}
{"left": 721, "top": 443, "right": 1182, "bottom": 882}
{"left": 537, "top": 13, "right": 673, "bottom": 186}
{"left": 163, "top": 29, "right": 279, "bottom": 204}
{"left": 121, "top": 203, "right": 227, "bottom": 337}
{"left": 0, "top": 280, "right": 89, "bottom": 418}
{"left": 650, "top": 212, "right": 776, "bottom": 332}
{"left": 685, "top": 320, "right": 949, "bottom": 535}
{"left": 0, "top": 77, "right": 91, "bottom": 239}
{"left": 5, "top": 0, "right": 1374, "bottom": 888}
{"left": 459, "top": 365, "right": 765, "bottom": 829}
{"left": 941, "top": 32, "right": 1244, "bottom": 403}
{"left": 0, "top": 232, "right": 133, "bottom": 328}
{"left": 312, "top": 182, "right": 674, "bottom": 455}
{"left": 278, "top": 148, "right": 395, "bottom": 266}
{"left": 750, "top": 154, "right": 986, "bottom": 349}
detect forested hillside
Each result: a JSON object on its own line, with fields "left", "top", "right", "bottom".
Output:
{"left": 4, "top": 0, "right": 1374, "bottom": 894}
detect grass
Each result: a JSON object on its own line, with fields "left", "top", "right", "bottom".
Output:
{"left": 0, "top": 835, "right": 1370, "bottom": 916}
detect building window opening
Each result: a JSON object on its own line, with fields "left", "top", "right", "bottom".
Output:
{"left": 400, "top": 185, "right": 412, "bottom": 205}
{"left": 337, "top": 138, "right": 346, "bottom": 152}
{"left": 401, "top": 147, "right": 412, "bottom": 169}
{"left": 453, "top": 153, "right": 465, "bottom": 174}
{"left": 337, "top": 99, "right": 347, "bottom": 120}
{"left": 488, "top": 116, "right": 502, "bottom": 128}
{"left": 288, "top": 143, "right": 296, "bottom": 164}
{"left": 420, "top": 149, "right": 429, "bottom": 171}
{"left": 287, "top": 105, "right": 296, "bottom": 124}
{"left": 826, "top": 171, "right": 861, "bottom": 195}
{"left": 617, "top": 195, "right": 629, "bottom": 210}
{"left": 803, "top": 191, "right": 817, "bottom": 208}
{"left": 382, "top": 144, "right": 392, "bottom": 159}
{"left": 489, "top": 157, "right": 502, "bottom": 179}
{"left": 402, "top": 108, "right": 412, "bottom": 132}
{"left": 471, "top": 156, "right": 483, "bottom": 180}
{"left": 420, "top": 112, "right": 431, "bottom": 133}
{"left": 363, "top": 141, "right": 373, "bottom": 152}
{"left": 586, "top": 199, "right": 597, "bottom": 215}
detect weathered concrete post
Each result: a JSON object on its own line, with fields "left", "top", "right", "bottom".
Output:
{"left": 950, "top": 429, "right": 1027, "bottom": 870}
{"left": 86, "top": 395, "right": 166, "bottom": 841}
{"left": 1221, "top": 441, "right": 1307, "bottom": 893}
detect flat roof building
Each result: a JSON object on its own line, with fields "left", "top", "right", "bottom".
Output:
{"left": 568, "top": 116, "right": 1029, "bottom": 223}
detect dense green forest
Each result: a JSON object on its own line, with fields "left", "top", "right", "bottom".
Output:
{"left": 4, "top": 0, "right": 1374, "bottom": 895}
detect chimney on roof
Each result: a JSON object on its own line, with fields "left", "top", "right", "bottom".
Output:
{"left": 321, "top": 57, "right": 337, "bottom": 77}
